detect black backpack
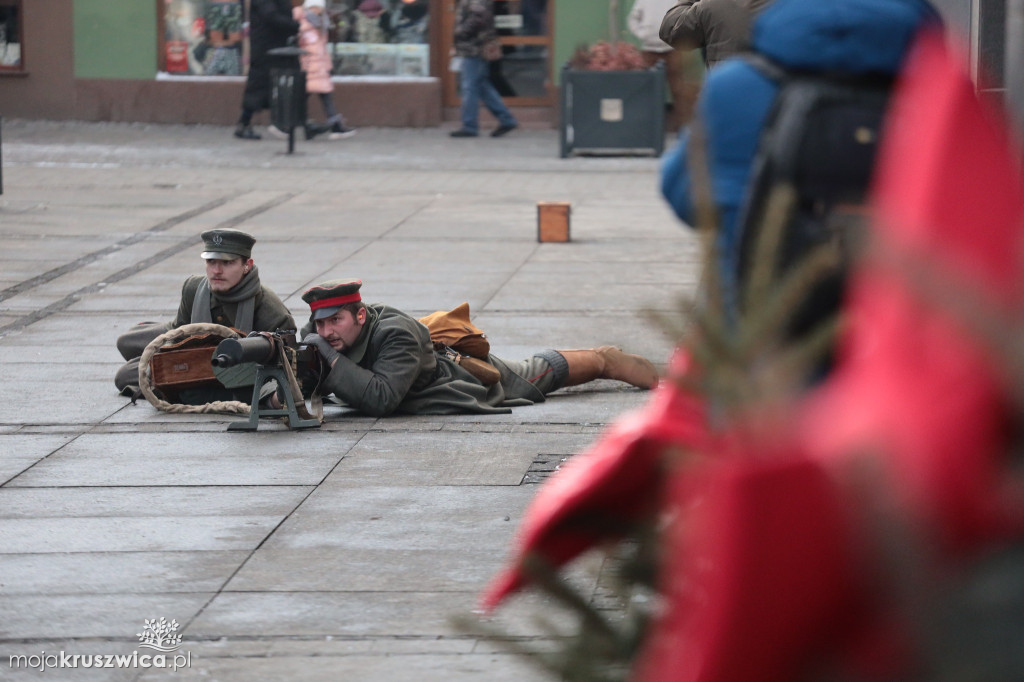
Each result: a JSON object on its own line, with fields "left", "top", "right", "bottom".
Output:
{"left": 734, "top": 53, "right": 894, "bottom": 342}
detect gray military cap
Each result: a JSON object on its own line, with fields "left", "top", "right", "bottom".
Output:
{"left": 201, "top": 228, "right": 256, "bottom": 260}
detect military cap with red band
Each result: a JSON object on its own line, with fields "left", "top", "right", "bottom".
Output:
{"left": 302, "top": 279, "right": 363, "bottom": 320}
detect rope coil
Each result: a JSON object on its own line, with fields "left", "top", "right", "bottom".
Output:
{"left": 137, "top": 323, "right": 250, "bottom": 415}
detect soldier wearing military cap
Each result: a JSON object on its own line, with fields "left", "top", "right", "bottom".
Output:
{"left": 113, "top": 228, "right": 295, "bottom": 396}
{"left": 295, "top": 278, "right": 659, "bottom": 417}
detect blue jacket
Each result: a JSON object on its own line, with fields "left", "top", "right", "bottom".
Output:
{"left": 660, "top": 0, "right": 940, "bottom": 310}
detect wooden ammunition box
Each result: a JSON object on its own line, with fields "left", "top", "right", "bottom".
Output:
{"left": 150, "top": 346, "right": 218, "bottom": 390}
{"left": 537, "top": 201, "right": 571, "bottom": 242}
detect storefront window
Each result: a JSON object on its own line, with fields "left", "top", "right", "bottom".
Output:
{"left": 163, "top": 0, "right": 244, "bottom": 76}
{"left": 328, "top": 0, "right": 430, "bottom": 77}
{"left": 0, "top": 0, "right": 22, "bottom": 72}
{"left": 159, "top": 0, "right": 430, "bottom": 78}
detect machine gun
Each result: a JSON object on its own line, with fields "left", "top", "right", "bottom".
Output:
{"left": 211, "top": 331, "right": 326, "bottom": 431}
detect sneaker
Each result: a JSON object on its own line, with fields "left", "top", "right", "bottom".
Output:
{"left": 327, "top": 124, "right": 356, "bottom": 140}
{"left": 304, "top": 122, "right": 330, "bottom": 141}
{"left": 491, "top": 123, "right": 518, "bottom": 138}
{"left": 233, "top": 124, "right": 261, "bottom": 140}
{"left": 449, "top": 128, "right": 478, "bottom": 138}
{"left": 266, "top": 124, "right": 289, "bottom": 140}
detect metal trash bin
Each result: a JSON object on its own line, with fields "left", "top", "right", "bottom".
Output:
{"left": 559, "top": 63, "right": 666, "bottom": 158}
{"left": 267, "top": 46, "right": 308, "bottom": 153}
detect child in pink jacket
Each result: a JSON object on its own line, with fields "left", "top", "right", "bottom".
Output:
{"left": 294, "top": 0, "right": 355, "bottom": 139}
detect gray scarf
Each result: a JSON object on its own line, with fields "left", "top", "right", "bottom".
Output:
{"left": 191, "top": 266, "right": 261, "bottom": 332}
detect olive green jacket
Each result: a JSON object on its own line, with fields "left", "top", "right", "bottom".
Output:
{"left": 660, "top": 0, "right": 772, "bottom": 67}
{"left": 304, "top": 304, "right": 545, "bottom": 417}
{"left": 171, "top": 274, "right": 295, "bottom": 333}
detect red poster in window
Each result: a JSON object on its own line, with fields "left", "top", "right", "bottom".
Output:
{"left": 166, "top": 40, "right": 188, "bottom": 73}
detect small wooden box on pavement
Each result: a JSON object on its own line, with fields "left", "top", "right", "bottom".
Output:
{"left": 537, "top": 201, "right": 571, "bottom": 242}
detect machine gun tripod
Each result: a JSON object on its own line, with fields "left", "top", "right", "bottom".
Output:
{"left": 211, "top": 331, "right": 326, "bottom": 432}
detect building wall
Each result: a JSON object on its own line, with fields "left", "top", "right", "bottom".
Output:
{"left": 0, "top": 0, "right": 76, "bottom": 119}
{"left": 74, "top": 0, "right": 157, "bottom": 79}
{"left": 1, "top": 0, "right": 441, "bottom": 125}
{"left": 0, "top": 0, "right": 994, "bottom": 126}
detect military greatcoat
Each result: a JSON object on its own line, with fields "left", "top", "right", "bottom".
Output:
{"left": 171, "top": 274, "right": 295, "bottom": 332}
{"left": 304, "top": 304, "right": 546, "bottom": 417}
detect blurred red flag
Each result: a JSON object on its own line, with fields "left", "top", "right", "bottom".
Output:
{"left": 803, "top": 29, "right": 1024, "bottom": 554}
{"left": 635, "top": 455, "right": 868, "bottom": 682}
{"left": 481, "top": 350, "right": 709, "bottom": 611}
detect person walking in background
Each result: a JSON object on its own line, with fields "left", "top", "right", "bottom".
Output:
{"left": 628, "top": 0, "right": 696, "bottom": 128}
{"left": 294, "top": 0, "right": 356, "bottom": 140}
{"left": 659, "top": 0, "right": 773, "bottom": 69}
{"left": 233, "top": 0, "right": 299, "bottom": 140}
{"left": 450, "top": 0, "right": 518, "bottom": 138}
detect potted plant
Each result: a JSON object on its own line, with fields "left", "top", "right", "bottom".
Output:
{"left": 559, "top": 3, "right": 666, "bottom": 158}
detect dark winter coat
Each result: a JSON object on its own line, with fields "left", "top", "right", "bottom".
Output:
{"left": 304, "top": 304, "right": 545, "bottom": 417}
{"left": 243, "top": 0, "right": 300, "bottom": 111}
{"left": 660, "top": 0, "right": 941, "bottom": 312}
{"left": 249, "top": 0, "right": 300, "bottom": 68}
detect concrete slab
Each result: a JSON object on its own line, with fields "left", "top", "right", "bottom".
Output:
{"left": 488, "top": 281, "right": 679, "bottom": 313}
{"left": 0, "top": 380, "right": 124, "bottom": 425}
{"left": 0, "top": 593, "right": 213, "bottom": 639}
{"left": 0, "top": 345, "right": 125, "bottom": 365}
{"left": 0, "top": 515, "right": 283, "bottom": 553}
{"left": 136, "top": 651, "right": 548, "bottom": 682}
{"left": 0, "top": 551, "right": 250, "bottom": 595}
{"left": 0, "top": 313, "right": 139, "bottom": 347}
{"left": 185, "top": 590, "right": 487, "bottom": 638}
{"left": 2, "top": 363, "right": 114, "bottom": 383}
{"left": 224, "top": 546, "right": 514, "bottom": 593}
{"left": 389, "top": 197, "right": 539, "bottom": 242}
{"left": 0, "top": 433, "right": 78, "bottom": 485}
{"left": 243, "top": 485, "right": 532, "bottom": 553}
{"left": 318, "top": 430, "right": 595, "bottom": 487}
{"left": 0, "top": 485, "right": 313, "bottom": 518}
{"left": 530, "top": 237, "right": 699, "bottom": 264}
{"left": 225, "top": 484, "right": 538, "bottom": 592}
{"left": 241, "top": 195, "right": 435, "bottom": 239}
{"left": 477, "top": 311, "right": 678, "bottom": 362}
{"left": 5, "top": 432, "right": 358, "bottom": 486}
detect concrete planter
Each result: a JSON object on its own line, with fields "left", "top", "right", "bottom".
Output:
{"left": 559, "top": 64, "right": 665, "bottom": 158}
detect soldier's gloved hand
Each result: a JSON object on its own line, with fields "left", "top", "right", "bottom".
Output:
{"left": 303, "top": 333, "right": 340, "bottom": 367}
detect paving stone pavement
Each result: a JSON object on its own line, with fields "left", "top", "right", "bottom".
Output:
{"left": 0, "top": 119, "right": 700, "bottom": 680}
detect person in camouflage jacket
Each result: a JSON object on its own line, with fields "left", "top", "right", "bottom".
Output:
{"left": 449, "top": 0, "right": 518, "bottom": 138}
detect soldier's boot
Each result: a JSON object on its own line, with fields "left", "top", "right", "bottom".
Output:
{"left": 557, "top": 346, "right": 659, "bottom": 389}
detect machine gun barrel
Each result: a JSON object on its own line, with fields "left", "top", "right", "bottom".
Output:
{"left": 211, "top": 336, "right": 277, "bottom": 368}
